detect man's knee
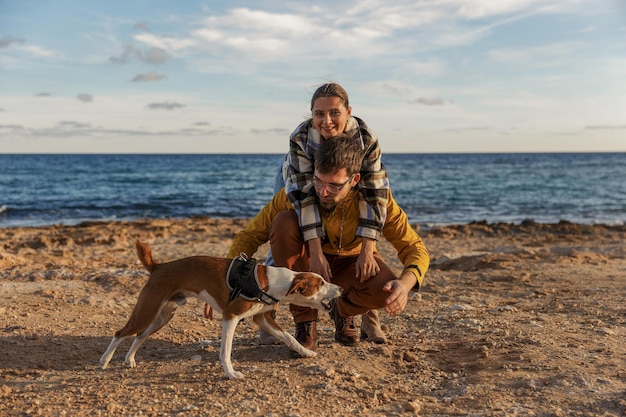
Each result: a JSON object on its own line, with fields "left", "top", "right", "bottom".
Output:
{"left": 270, "top": 211, "right": 300, "bottom": 241}
{"left": 269, "top": 210, "right": 308, "bottom": 271}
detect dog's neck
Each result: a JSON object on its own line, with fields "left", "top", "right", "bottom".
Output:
{"left": 262, "top": 265, "right": 297, "bottom": 300}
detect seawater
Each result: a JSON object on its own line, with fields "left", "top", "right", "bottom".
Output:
{"left": 1, "top": 153, "right": 624, "bottom": 228}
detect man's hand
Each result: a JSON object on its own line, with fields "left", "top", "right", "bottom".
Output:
{"left": 382, "top": 271, "right": 417, "bottom": 315}
{"left": 356, "top": 237, "right": 380, "bottom": 282}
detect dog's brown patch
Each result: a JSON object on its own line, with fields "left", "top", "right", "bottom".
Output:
{"left": 287, "top": 273, "right": 323, "bottom": 297}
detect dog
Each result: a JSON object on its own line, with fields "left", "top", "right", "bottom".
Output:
{"left": 100, "top": 239, "right": 342, "bottom": 379}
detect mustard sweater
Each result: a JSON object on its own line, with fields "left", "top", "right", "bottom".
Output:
{"left": 227, "top": 188, "right": 429, "bottom": 289}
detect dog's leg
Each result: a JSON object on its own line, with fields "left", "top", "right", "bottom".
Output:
{"left": 100, "top": 336, "right": 130, "bottom": 369}
{"left": 124, "top": 301, "right": 178, "bottom": 368}
{"left": 220, "top": 318, "right": 244, "bottom": 379}
{"left": 253, "top": 312, "right": 317, "bottom": 358}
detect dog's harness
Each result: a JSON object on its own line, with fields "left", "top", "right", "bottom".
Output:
{"left": 226, "top": 253, "right": 278, "bottom": 305}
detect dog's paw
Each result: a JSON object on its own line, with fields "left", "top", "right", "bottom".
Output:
{"left": 226, "top": 370, "right": 245, "bottom": 380}
{"left": 300, "top": 348, "right": 317, "bottom": 358}
{"left": 125, "top": 358, "right": 137, "bottom": 368}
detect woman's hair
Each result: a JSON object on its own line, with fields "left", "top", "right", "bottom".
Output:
{"left": 310, "top": 82, "right": 350, "bottom": 110}
{"left": 314, "top": 134, "right": 363, "bottom": 176}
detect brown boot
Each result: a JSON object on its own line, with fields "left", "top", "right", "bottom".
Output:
{"left": 360, "top": 309, "right": 387, "bottom": 344}
{"left": 329, "top": 300, "right": 359, "bottom": 345}
{"left": 294, "top": 320, "right": 318, "bottom": 351}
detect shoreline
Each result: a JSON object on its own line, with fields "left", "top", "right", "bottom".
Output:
{"left": 2, "top": 215, "right": 624, "bottom": 231}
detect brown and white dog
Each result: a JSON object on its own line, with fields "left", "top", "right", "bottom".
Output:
{"left": 100, "top": 239, "right": 342, "bottom": 379}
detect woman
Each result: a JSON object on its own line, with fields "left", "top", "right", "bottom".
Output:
{"left": 265, "top": 82, "right": 389, "bottom": 344}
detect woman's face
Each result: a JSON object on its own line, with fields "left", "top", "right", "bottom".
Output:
{"left": 311, "top": 96, "right": 352, "bottom": 139}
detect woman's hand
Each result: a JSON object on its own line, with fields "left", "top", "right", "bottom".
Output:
{"left": 308, "top": 238, "right": 332, "bottom": 280}
{"left": 356, "top": 237, "right": 380, "bottom": 282}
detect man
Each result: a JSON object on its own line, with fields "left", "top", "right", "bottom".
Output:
{"left": 227, "top": 136, "right": 429, "bottom": 350}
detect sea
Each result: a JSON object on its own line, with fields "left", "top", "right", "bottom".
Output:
{"left": 1, "top": 153, "right": 625, "bottom": 228}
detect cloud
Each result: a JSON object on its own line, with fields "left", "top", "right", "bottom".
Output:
{"left": 454, "top": 0, "right": 560, "bottom": 19}
{"left": 131, "top": 71, "right": 166, "bottom": 82}
{"left": 250, "top": 127, "right": 291, "bottom": 135}
{"left": 135, "top": 33, "right": 197, "bottom": 51}
{"left": 109, "top": 44, "right": 168, "bottom": 64}
{"left": 35, "top": 92, "right": 52, "bottom": 97}
{"left": 20, "top": 44, "right": 56, "bottom": 57}
{"left": 585, "top": 125, "right": 626, "bottom": 130}
{"left": 412, "top": 97, "right": 449, "bottom": 106}
{"left": 147, "top": 102, "right": 185, "bottom": 110}
{"left": 77, "top": 93, "right": 93, "bottom": 102}
{"left": 1, "top": 122, "right": 231, "bottom": 139}
{"left": 134, "top": 22, "right": 150, "bottom": 32}
{"left": 105, "top": 0, "right": 578, "bottom": 72}
{"left": 446, "top": 126, "right": 491, "bottom": 132}
{"left": 191, "top": 7, "right": 384, "bottom": 60}
{"left": 0, "top": 35, "right": 25, "bottom": 48}
{"left": 57, "top": 121, "right": 92, "bottom": 129}
{"left": 487, "top": 41, "right": 583, "bottom": 66}
{"left": 0, "top": 35, "right": 55, "bottom": 57}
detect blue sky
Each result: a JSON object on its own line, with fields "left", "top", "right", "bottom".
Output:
{"left": 1, "top": 0, "right": 625, "bottom": 153}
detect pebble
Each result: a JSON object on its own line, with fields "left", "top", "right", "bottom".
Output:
{"left": 492, "top": 305, "right": 518, "bottom": 312}
{"left": 446, "top": 303, "right": 474, "bottom": 311}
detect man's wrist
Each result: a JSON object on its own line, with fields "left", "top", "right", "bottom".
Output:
{"left": 400, "top": 270, "right": 419, "bottom": 291}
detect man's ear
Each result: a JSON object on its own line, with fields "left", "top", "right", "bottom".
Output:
{"left": 351, "top": 172, "right": 361, "bottom": 186}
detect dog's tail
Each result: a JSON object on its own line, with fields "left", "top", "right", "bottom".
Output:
{"left": 135, "top": 239, "right": 156, "bottom": 272}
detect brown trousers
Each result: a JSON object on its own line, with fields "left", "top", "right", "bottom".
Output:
{"left": 269, "top": 211, "right": 397, "bottom": 323}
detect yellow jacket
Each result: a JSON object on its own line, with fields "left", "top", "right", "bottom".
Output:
{"left": 227, "top": 188, "right": 429, "bottom": 288}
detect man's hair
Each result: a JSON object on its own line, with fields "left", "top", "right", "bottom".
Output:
{"left": 314, "top": 135, "right": 363, "bottom": 176}
{"left": 310, "top": 82, "right": 349, "bottom": 110}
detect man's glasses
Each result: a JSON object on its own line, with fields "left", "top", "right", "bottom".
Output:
{"left": 312, "top": 175, "right": 354, "bottom": 195}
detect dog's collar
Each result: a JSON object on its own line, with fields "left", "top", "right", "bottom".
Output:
{"left": 226, "top": 254, "right": 279, "bottom": 305}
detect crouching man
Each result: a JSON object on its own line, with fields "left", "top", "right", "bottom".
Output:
{"left": 227, "top": 136, "right": 430, "bottom": 350}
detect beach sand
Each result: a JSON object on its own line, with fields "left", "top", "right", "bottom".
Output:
{"left": 1, "top": 218, "right": 624, "bottom": 416}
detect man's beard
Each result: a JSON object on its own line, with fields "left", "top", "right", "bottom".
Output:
{"left": 320, "top": 200, "right": 336, "bottom": 211}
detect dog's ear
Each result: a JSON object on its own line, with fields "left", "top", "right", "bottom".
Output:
{"left": 286, "top": 274, "right": 309, "bottom": 296}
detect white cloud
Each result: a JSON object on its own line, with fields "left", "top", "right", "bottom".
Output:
{"left": 147, "top": 102, "right": 185, "bottom": 110}
{"left": 19, "top": 44, "right": 56, "bottom": 57}
{"left": 134, "top": 33, "right": 197, "bottom": 51}
{"left": 487, "top": 41, "right": 584, "bottom": 66}
{"left": 131, "top": 72, "right": 166, "bottom": 82}
{"left": 109, "top": 44, "right": 168, "bottom": 64}
{"left": 77, "top": 93, "right": 93, "bottom": 103}
{"left": 413, "top": 97, "right": 449, "bottom": 106}
{"left": 454, "top": 0, "right": 558, "bottom": 19}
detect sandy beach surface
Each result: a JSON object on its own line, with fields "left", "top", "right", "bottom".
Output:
{"left": 1, "top": 217, "right": 624, "bottom": 416}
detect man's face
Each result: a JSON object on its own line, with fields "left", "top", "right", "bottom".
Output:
{"left": 313, "top": 168, "right": 360, "bottom": 209}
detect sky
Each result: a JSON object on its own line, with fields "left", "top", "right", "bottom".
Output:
{"left": 1, "top": 0, "right": 625, "bottom": 154}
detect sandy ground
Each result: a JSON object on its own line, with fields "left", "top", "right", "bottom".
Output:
{"left": 0, "top": 217, "right": 625, "bottom": 416}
